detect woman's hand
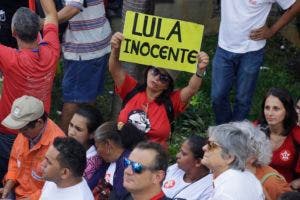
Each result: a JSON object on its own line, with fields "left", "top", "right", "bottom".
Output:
{"left": 290, "top": 178, "right": 300, "bottom": 190}
{"left": 110, "top": 32, "right": 124, "bottom": 55}
{"left": 109, "top": 32, "right": 126, "bottom": 87}
{"left": 180, "top": 51, "right": 209, "bottom": 104}
{"left": 196, "top": 51, "right": 209, "bottom": 73}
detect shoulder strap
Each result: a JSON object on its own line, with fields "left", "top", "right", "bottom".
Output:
{"left": 122, "top": 85, "right": 174, "bottom": 123}
{"left": 122, "top": 84, "right": 142, "bottom": 109}
{"left": 260, "top": 172, "right": 284, "bottom": 184}
{"left": 163, "top": 97, "right": 174, "bottom": 123}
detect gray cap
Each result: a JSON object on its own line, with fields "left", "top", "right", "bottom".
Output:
{"left": 2, "top": 95, "right": 44, "bottom": 129}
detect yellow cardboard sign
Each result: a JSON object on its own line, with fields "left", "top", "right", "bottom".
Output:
{"left": 119, "top": 11, "right": 204, "bottom": 73}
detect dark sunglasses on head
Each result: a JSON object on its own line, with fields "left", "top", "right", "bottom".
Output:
{"left": 124, "top": 157, "right": 154, "bottom": 174}
{"left": 206, "top": 140, "right": 221, "bottom": 151}
{"left": 150, "top": 67, "right": 171, "bottom": 84}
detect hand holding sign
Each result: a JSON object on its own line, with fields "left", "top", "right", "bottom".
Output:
{"left": 197, "top": 51, "right": 209, "bottom": 72}
{"left": 110, "top": 32, "right": 124, "bottom": 57}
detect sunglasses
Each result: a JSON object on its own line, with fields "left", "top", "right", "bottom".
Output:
{"left": 124, "top": 157, "right": 154, "bottom": 174}
{"left": 150, "top": 67, "right": 171, "bottom": 84}
{"left": 206, "top": 140, "right": 221, "bottom": 151}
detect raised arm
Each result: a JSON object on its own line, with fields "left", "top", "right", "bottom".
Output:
{"left": 57, "top": 5, "right": 80, "bottom": 24}
{"left": 180, "top": 52, "right": 209, "bottom": 104}
{"left": 109, "top": 32, "right": 126, "bottom": 88}
{"left": 40, "top": 0, "right": 58, "bottom": 26}
{"left": 250, "top": 1, "right": 300, "bottom": 40}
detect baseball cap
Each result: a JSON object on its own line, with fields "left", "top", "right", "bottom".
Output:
{"left": 1, "top": 95, "right": 44, "bottom": 130}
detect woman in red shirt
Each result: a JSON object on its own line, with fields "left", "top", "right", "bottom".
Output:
{"left": 109, "top": 32, "right": 209, "bottom": 148}
{"left": 257, "top": 88, "right": 300, "bottom": 190}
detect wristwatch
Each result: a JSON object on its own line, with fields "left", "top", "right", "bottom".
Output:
{"left": 195, "top": 70, "right": 206, "bottom": 78}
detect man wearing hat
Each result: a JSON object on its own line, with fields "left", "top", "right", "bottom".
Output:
{"left": 0, "top": 95, "right": 64, "bottom": 199}
{"left": 0, "top": 0, "right": 60, "bottom": 189}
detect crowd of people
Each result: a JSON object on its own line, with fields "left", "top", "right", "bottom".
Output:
{"left": 0, "top": 0, "right": 299, "bottom": 199}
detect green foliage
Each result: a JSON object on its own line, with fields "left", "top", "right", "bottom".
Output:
{"left": 45, "top": 34, "right": 299, "bottom": 160}
{"left": 168, "top": 34, "right": 300, "bottom": 158}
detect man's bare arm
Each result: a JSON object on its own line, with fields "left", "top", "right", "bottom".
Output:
{"left": 250, "top": 0, "right": 300, "bottom": 40}
{"left": 57, "top": 5, "right": 80, "bottom": 24}
{"left": 40, "top": 0, "right": 58, "bottom": 26}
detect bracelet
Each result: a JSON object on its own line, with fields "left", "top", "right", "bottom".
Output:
{"left": 195, "top": 70, "right": 206, "bottom": 78}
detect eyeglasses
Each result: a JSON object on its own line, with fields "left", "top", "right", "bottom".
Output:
{"left": 206, "top": 140, "right": 221, "bottom": 151}
{"left": 124, "top": 157, "right": 154, "bottom": 174}
{"left": 150, "top": 67, "right": 171, "bottom": 84}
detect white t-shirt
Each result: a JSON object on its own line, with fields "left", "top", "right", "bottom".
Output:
{"left": 210, "top": 169, "right": 264, "bottom": 200}
{"left": 219, "top": 0, "right": 295, "bottom": 53}
{"left": 162, "top": 164, "right": 213, "bottom": 200}
{"left": 39, "top": 179, "right": 94, "bottom": 200}
{"left": 105, "top": 162, "right": 116, "bottom": 185}
{"left": 62, "top": 0, "right": 111, "bottom": 60}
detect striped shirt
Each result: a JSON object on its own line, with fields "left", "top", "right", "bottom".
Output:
{"left": 63, "top": 0, "right": 112, "bottom": 60}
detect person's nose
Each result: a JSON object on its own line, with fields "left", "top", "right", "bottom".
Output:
{"left": 124, "top": 164, "right": 134, "bottom": 175}
{"left": 203, "top": 144, "right": 208, "bottom": 151}
{"left": 68, "top": 126, "right": 76, "bottom": 137}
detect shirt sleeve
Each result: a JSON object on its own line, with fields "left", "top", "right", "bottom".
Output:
{"left": 65, "top": 0, "right": 84, "bottom": 10}
{"left": 5, "top": 135, "right": 22, "bottom": 181}
{"left": 0, "top": 45, "right": 16, "bottom": 73}
{"left": 115, "top": 73, "right": 138, "bottom": 100}
{"left": 277, "top": 0, "right": 296, "bottom": 10}
{"left": 29, "top": 189, "right": 42, "bottom": 200}
{"left": 41, "top": 23, "right": 60, "bottom": 59}
{"left": 263, "top": 175, "right": 292, "bottom": 200}
{"left": 170, "top": 90, "right": 188, "bottom": 116}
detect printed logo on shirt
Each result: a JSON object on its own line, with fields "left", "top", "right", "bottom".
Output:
{"left": 105, "top": 173, "right": 111, "bottom": 183}
{"left": 280, "top": 149, "right": 291, "bottom": 162}
{"left": 249, "top": 0, "right": 257, "bottom": 5}
{"left": 17, "top": 159, "right": 21, "bottom": 168}
{"left": 31, "top": 170, "right": 43, "bottom": 181}
{"left": 128, "top": 109, "right": 151, "bottom": 133}
{"left": 163, "top": 180, "right": 175, "bottom": 188}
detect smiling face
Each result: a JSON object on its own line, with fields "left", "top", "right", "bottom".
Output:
{"left": 68, "top": 114, "right": 91, "bottom": 149}
{"left": 264, "top": 95, "right": 286, "bottom": 127}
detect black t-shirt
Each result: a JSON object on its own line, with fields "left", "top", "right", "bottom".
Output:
{"left": 0, "top": 0, "right": 28, "bottom": 47}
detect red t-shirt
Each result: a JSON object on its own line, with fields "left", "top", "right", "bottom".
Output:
{"left": 270, "top": 126, "right": 300, "bottom": 182}
{"left": 116, "top": 74, "right": 186, "bottom": 148}
{"left": 0, "top": 23, "right": 60, "bottom": 135}
{"left": 150, "top": 191, "right": 167, "bottom": 200}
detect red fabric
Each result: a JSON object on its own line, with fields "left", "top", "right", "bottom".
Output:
{"left": 116, "top": 74, "right": 186, "bottom": 148}
{"left": 150, "top": 191, "right": 165, "bottom": 200}
{"left": 0, "top": 23, "right": 60, "bottom": 135}
{"left": 28, "top": 0, "right": 36, "bottom": 11}
{"left": 270, "top": 126, "right": 300, "bottom": 182}
{"left": 104, "top": 0, "right": 108, "bottom": 7}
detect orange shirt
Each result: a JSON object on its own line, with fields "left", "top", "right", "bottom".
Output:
{"left": 255, "top": 165, "right": 291, "bottom": 200}
{"left": 5, "top": 119, "right": 65, "bottom": 200}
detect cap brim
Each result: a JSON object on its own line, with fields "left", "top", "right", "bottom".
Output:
{"left": 1, "top": 114, "right": 28, "bottom": 130}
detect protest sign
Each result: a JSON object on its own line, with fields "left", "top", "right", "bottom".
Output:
{"left": 119, "top": 11, "right": 204, "bottom": 73}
